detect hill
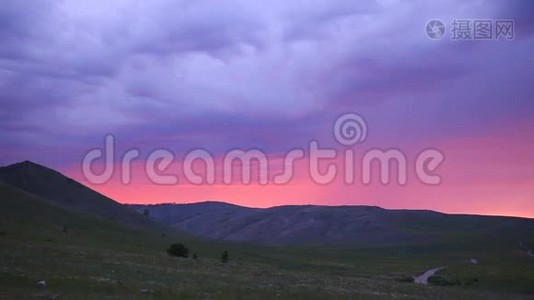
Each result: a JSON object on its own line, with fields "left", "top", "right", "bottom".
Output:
{"left": 0, "top": 161, "right": 156, "bottom": 229}
{"left": 1, "top": 161, "right": 533, "bottom": 298}
{"left": 132, "top": 202, "right": 534, "bottom": 245}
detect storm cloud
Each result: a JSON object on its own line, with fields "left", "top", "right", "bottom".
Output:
{"left": 1, "top": 0, "right": 533, "bottom": 166}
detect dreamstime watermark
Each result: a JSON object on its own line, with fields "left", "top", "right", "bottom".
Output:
{"left": 425, "top": 19, "right": 515, "bottom": 41}
{"left": 82, "top": 113, "right": 445, "bottom": 186}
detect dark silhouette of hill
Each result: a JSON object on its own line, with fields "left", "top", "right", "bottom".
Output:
{"left": 1, "top": 160, "right": 533, "bottom": 247}
{"left": 0, "top": 161, "right": 156, "bottom": 229}
{"left": 132, "top": 202, "right": 534, "bottom": 245}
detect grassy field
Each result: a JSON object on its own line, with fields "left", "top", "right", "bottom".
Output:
{"left": 1, "top": 183, "right": 534, "bottom": 299}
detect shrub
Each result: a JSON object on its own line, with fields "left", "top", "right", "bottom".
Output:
{"left": 221, "top": 250, "right": 229, "bottom": 263}
{"left": 167, "top": 243, "right": 189, "bottom": 258}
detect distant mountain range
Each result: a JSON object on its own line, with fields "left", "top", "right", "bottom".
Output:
{"left": 130, "top": 201, "right": 534, "bottom": 246}
{"left": 1, "top": 161, "right": 534, "bottom": 246}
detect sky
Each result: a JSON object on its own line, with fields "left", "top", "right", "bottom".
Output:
{"left": 1, "top": 0, "right": 533, "bottom": 217}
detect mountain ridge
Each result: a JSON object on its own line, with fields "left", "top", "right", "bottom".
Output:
{"left": 2, "top": 160, "right": 534, "bottom": 247}
{"left": 131, "top": 201, "right": 534, "bottom": 245}
{"left": 136, "top": 200, "right": 532, "bottom": 219}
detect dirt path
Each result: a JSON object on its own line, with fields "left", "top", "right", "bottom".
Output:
{"left": 414, "top": 267, "right": 445, "bottom": 284}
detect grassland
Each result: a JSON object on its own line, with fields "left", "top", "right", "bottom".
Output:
{"left": 1, "top": 183, "right": 534, "bottom": 299}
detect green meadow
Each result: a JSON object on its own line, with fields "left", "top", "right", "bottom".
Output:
{"left": 1, "top": 183, "right": 533, "bottom": 299}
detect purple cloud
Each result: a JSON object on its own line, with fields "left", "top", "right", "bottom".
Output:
{"left": 1, "top": 0, "right": 533, "bottom": 169}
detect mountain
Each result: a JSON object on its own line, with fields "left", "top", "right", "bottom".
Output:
{"left": 132, "top": 202, "right": 534, "bottom": 245}
{"left": 2, "top": 160, "right": 534, "bottom": 247}
{"left": 0, "top": 161, "right": 156, "bottom": 229}
{"left": 2, "top": 160, "right": 534, "bottom": 297}
{"left": 5, "top": 174, "right": 533, "bottom": 299}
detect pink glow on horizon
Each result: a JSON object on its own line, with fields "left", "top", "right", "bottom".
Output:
{"left": 63, "top": 121, "right": 534, "bottom": 218}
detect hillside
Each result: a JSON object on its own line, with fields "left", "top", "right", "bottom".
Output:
{"left": 1, "top": 162, "right": 534, "bottom": 298}
{"left": 0, "top": 161, "right": 157, "bottom": 229}
{"left": 132, "top": 202, "right": 534, "bottom": 246}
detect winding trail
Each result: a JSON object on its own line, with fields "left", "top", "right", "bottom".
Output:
{"left": 414, "top": 267, "right": 445, "bottom": 285}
